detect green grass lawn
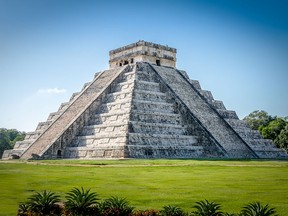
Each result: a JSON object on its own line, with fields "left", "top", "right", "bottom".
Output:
{"left": 1, "top": 159, "right": 288, "bottom": 215}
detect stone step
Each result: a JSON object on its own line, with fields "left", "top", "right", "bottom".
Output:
{"left": 136, "top": 71, "right": 158, "bottom": 82}
{"left": 130, "top": 111, "right": 182, "bottom": 124}
{"left": 189, "top": 79, "right": 202, "bottom": 91}
{"left": 82, "top": 82, "right": 92, "bottom": 90}
{"left": 92, "top": 111, "right": 130, "bottom": 125}
{"left": 132, "top": 99, "right": 174, "bottom": 113}
{"left": 128, "top": 133, "right": 198, "bottom": 146}
{"left": 58, "top": 102, "right": 70, "bottom": 112}
{"left": 245, "top": 139, "right": 278, "bottom": 148}
{"left": 199, "top": 90, "right": 214, "bottom": 101}
{"left": 225, "top": 119, "right": 250, "bottom": 129}
{"left": 133, "top": 89, "right": 167, "bottom": 102}
{"left": 217, "top": 109, "right": 239, "bottom": 119}
{"left": 71, "top": 134, "right": 127, "bottom": 147}
{"left": 81, "top": 123, "right": 128, "bottom": 135}
{"left": 47, "top": 112, "right": 61, "bottom": 121}
{"left": 243, "top": 139, "right": 287, "bottom": 158}
{"left": 234, "top": 129, "right": 263, "bottom": 139}
{"left": 211, "top": 100, "right": 226, "bottom": 110}
{"left": 2, "top": 149, "right": 24, "bottom": 159}
{"left": 105, "top": 90, "right": 132, "bottom": 103}
{"left": 64, "top": 146, "right": 126, "bottom": 158}
{"left": 129, "top": 121, "right": 187, "bottom": 135}
{"left": 35, "top": 121, "right": 52, "bottom": 131}
{"left": 25, "top": 131, "right": 41, "bottom": 140}
{"left": 13, "top": 140, "right": 32, "bottom": 149}
{"left": 178, "top": 70, "right": 190, "bottom": 79}
{"left": 135, "top": 80, "right": 161, "bottom": 92}
{"left": 126, "top": 144, "right": 204, "bottom": 158}
{"left": 93, "top": 71, "right": 101, "bottom": 78}
{"left": 120, "top": 71, "right": 136, "bottom": 81}
{"left": 97, "top": 98, "right": 132, "bottom": 114}
{"left": 254, "top": 150, "right": 287, "bottom": 158}
{"left": 252, "top": 146, "right": 284, "bottom": 152}
{"left": 112, "top": 80, "right": 134, "bottom": 92}
{"left": 70, "top": 92, "right": 80, "bottom": 101}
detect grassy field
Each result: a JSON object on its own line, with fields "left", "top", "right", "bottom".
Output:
{"left": 0, "top": 159, "right": 288, "bottom": 215}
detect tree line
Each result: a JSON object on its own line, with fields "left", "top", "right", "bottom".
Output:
{"left": 0, "top": 128, "right": 25, "bottom": 157}
{"left": 243, "top": 110, "right": 288, "bottom": 152}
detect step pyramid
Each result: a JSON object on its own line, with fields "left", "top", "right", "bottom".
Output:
{"left": 3, "top": 41, "right": 287, "bottom": 159}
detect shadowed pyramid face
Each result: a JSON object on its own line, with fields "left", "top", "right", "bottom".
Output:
{"left": 3, "top": 42, "right": 287, "bottom": 160}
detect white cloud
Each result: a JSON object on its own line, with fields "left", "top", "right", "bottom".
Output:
{"left": 37, "top": 88, "right": 67, "bottom": 94}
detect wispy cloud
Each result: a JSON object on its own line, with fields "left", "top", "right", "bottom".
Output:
{"left": 37, "top": 88, "right": 67, "bottom": 94}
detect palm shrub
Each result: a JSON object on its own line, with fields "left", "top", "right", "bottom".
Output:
{"left": 240, "top": 202, "right": 277, "bottom": 216}
{"left": 25, "top": 190, "right": 60, "bottom": 215}
{"left": 99, "top": 196, "right": 134, "bottom": 216}
{"left": 161, "top": 205, "right": 188, "bottom": 216}
{"left": 65, "top": 187, "right": 99, "bottom": 216}
{"left": 192, "top": 199, "right": 223, "bottom": 216}
{"left": 17, "top": 202, "right": 29, "bottom": 216}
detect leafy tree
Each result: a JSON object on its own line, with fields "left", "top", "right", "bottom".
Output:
{"left": 0, "top": 128, "right": 25, "bottom": 157}
{"left": 65, "top": 187, "right": 99, "bottom": 216}
{"left": 275, "top": 124, "right": 288, "bottom": 151}
{"left": 243, "top": 111, "right": 288, "bottom": 153}
{"left": 243, "top": 111, "right": 274, "bottom": 130}
{"left": 240, "top": 201, "right": 277, "bottom": 216}
{"left": 0, "top": 130, "right": 11, "bottom": 157}
{"left": 260, "top": 118, "right": 287, "bottom": 141}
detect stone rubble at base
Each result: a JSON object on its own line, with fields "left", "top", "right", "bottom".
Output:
{"left": 2, "top": 41, "right": 287, "bottom": 159}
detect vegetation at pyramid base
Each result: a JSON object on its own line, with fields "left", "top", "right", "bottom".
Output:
{"left": 0, "top": 128, "right": 25, "bottom": 157}
{"left": 18, "top": 188, "right": 278, "bottom": 216}
{"left": 243, "top": 110, "right": 288, "bottom": 152}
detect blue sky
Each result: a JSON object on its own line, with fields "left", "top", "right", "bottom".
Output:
{"left": 1, "top": 0, "right": 288, "bottom": 132}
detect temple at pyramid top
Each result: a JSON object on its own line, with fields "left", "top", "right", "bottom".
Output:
{"left": 109, "top": 40, "right": 177, "bottom": 68}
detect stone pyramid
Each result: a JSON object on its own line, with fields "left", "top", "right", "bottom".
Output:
{"left": 3, "top": 41, "right": 287, "bottom": 159}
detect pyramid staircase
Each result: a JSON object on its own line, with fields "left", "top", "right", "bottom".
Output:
{"left": 156, "top": 65, "right": 286, "bottom": 158}
{"left": 2, "top": 62, "right": 287, "bottom": 159}
{"left": 63, "top": 62, "right": 219, "bottom": 158}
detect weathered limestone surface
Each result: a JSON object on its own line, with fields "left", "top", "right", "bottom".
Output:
{"left": 109, "top": 40, "right": 177, "bottom": 69}
{"left": 150, "top": 64, "right": 259, "bottom": 158}
{"left": 160, "top": 65, "right": 286, "bottom": 159}
{"left": 126, "top": 63, "right": 226, "bottom": 158}
{"left": 19, "top": 65, "right": 130, "bottom": 159}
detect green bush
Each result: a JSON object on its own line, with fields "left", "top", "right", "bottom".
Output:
{"left": 99, "top": 196, "right": 134, "bottom": 216}
{"left": 191, "top": 199, "right": 223, "bottom": 216}
{"left": 240, "top": 202, "right": 277, "bottom": 216}
{"left": 19, "top": 190, "right": 61, "bottom": 216}
{"left": 160, "top": 205, "right": 188, "bottom": 216}
{"left": 17, "top": 188, "right": 279, "bottom": 216}
{"left": 17, "top": 202, "right": 29, "bottom": 216}
{"left": 65, "top": 187, "right": 99, "bottom": 216}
